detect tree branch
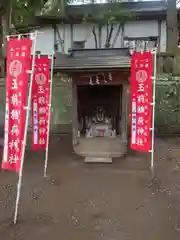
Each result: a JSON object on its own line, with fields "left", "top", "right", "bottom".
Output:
{"left": 111, "top": 23, "right": 121, "bottom": 48}
{"left": 92, "top": 25, "right": 98, "bottom": 49}
{"left": 107, "top": 23, "right": 114, "bottom": 47}
{"left": 105, "top": 24, "right": 109, "bottom": 47}
{"left": 105, "top": 23, "right": 114, "bottom": 48}
{"left": 98, "top": 25, "right": 102, "bottom": 48}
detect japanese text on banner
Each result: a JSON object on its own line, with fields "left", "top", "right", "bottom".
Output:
{"left": 1, "top": 38, "right": 32, "bottom": 173}
{"left": 31, "top": 56, "right": 50, "bottom": 150}
{"left": 130, "top": 51, "right": 153, "bottom": 152}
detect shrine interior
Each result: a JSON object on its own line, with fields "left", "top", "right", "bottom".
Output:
{"left": 77, "top": 85, "right": 122, "bottom": 138}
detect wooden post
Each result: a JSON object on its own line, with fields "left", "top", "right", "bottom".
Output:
{"left": 157, "top": 20, "right": 161, "bottom": 52}
{"left": 121, "top": 24, "right": 124, "bottom": 48}
{"left": 166, "top": 0, "right": 177, "bottom": 53}
{"left": 70, "top": 24, "right": 73, "bottom": 49}
{"left": 119, "top": 85, "right": 122, "bottom": 136}
{"left": 72, "top": 80, "right": 78, "bottom": 146}
{"left": 121, "top": 84, "right": 129, "bottom": 142}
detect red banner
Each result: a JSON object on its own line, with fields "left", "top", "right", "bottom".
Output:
{"left": 31, "top": 56, "right": 50, "bottom": 150}
{"left": 1, "top": 38, "right": 32, "bottom": 173}
{"left": 130, "top": 51, "right": 153, "bottom": 152}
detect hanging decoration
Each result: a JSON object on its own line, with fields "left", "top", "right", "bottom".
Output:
{"left": 31, "top": 55, "right": 51, "bottom": 150}
{"left": 130, "top": 51, "right": 153, "bottom": 152}
{"left": 2, "top": 37, "right": 33, "bottom": 173}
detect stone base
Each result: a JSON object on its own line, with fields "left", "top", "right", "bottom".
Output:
{"left": 84, "top": 157, "right": 112, "bottom": 163}
{"left": 74, "top": 137, "right": 127, "bottom": 160}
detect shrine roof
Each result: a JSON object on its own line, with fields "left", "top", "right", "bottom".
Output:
{"left": 36, "top": 1, "right": 167, "bottom": 24}
{"left": 54, "top": 48, "right": 131, "bottom": 72}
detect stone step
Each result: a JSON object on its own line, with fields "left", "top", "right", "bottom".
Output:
{"left": 84, "top": 157, "right": 112, "bottom": 163}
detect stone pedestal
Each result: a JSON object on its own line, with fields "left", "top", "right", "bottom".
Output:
{"left": 74, "top": 137, "right": 127, "bottom": 163}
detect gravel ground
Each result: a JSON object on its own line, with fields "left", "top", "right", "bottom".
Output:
{"left": 0, "top": 135, "right": 180, "bottom": 240}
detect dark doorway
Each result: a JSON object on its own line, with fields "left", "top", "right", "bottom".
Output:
{"left": 77, "top": 85, "right": 122, "bottom": 136}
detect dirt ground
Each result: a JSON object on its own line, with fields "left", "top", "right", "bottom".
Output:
{"left": 1, "top": 135, "right": 180, "bottom": 240}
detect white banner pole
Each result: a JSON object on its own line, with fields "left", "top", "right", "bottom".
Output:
{"left": 6, "top": 32, "right": 44, "bottom": 38}
{"left": 150, "top": 48, "right": 157, "bottom": 173}
{"left": 14, "top": 31, "right": 38, "bottom": 224}
{"left": 44, "top": 53, "right": 54, "bottom": 178}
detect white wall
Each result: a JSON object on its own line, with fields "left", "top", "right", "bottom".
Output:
{"left": 124, "top": 20, "right": 166, "bottom": 52}
{"left": 124, "top": 20, "right": 159, "bottom": 38}
{"left": 57, "top": 24, "right": 72, "bottom": 53}
{"left": 32, "top": 27, "right": 54, "bottom": 55}
{"left": 32, "top": 20, "right": 167, "bottom": 54}
{"left": 160, "top": 21, "right": 166, "bottom": 52}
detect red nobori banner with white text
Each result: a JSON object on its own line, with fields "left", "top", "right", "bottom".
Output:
{"left": 31, "top": 56, "right": 50, "bottom": 150}
{"left": 130, "top": 52, "right": 153, "bottom": 152}
{"left": 1, "top": 38, "right": 32, "bottom": 173}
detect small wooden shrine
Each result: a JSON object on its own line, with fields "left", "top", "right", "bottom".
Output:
{"left": 54, "top": 48, "right": 131, "bottom": 162}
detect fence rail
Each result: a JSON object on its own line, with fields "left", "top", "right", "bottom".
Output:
{"left": 157, "top": 53, "right": 176, "bottom": 74}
